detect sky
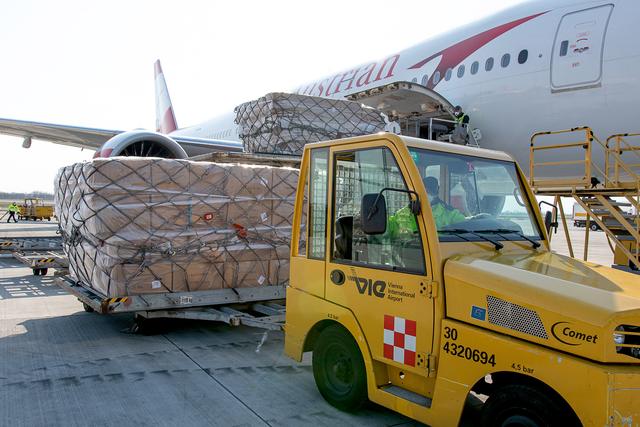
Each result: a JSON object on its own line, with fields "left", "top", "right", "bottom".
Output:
{"left": 0, "top": 0, "right": 521, "bottom": 193}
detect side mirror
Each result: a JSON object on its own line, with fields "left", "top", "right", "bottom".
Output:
{"left": 539, "top": 201, "right": 558, "bottom": 235}
{"left": 361, "top": 193, "right": 387, "bottom": 235}
{"left": 544, "top": 211, "right": 554, "bottom": 234}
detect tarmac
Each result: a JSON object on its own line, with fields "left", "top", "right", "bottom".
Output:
{"left": 0, "top": 219, "right": 621, "bottom": 426}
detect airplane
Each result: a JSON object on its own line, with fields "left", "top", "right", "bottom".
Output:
{"left": 0, "top": 0, "right": 636, "bottom": 179}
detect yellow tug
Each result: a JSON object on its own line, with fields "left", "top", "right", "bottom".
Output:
{"left": 285, "top": 133, "right": 639, "bottom": 426}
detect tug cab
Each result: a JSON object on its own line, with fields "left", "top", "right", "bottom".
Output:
{"left": 285, "top": 133, "right": 640, "bottom": 426}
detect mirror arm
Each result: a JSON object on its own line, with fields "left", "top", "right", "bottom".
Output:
{"left": 370, "top": 187, "right": 421, "bottom": 219}
{"left": 539, "top": 200, "right": 559, "bottom": 232}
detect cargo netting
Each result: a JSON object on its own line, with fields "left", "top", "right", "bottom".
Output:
{"left": 234, "top": 92, "right": 388, "bottom": 155}
{"left": 54, "top": 158, "right": 299, "bottom": 298}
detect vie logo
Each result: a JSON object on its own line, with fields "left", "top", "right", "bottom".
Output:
{"left": 347, "top": 274, "right": 386, "bottom": 298}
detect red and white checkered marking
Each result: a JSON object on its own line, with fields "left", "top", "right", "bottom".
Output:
{"left": 383, "top": 315, "right": 417, "bottom": 367}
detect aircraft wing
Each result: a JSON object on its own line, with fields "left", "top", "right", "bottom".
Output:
{"left": 0, "top": 117, "right": 122, "bottom": 150}
{"left": 0, "top": 117, "right": 243, "bottom": 156}
{"left": 167, "top": 135, "right": 243, "bottom": 156}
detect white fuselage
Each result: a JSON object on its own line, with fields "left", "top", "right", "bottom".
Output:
{"left": 171, "top": 0, "right": 640, "bottom": 178}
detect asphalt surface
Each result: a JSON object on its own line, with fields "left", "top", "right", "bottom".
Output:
{"left": 0, "top": 219, "right": 623, "bottom": 426}
{"left": 0, "top": 257, "right": 421, "bottom": 427}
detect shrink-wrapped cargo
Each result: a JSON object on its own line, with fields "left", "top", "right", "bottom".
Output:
{"left": 235, "top": 92, "right": 387, "bottom": 155}
{"left": 54, "top": 157, "right": 298, "bottom": 297}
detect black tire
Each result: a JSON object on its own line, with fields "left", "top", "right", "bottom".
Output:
{"left": 82, "top": 302, "right": 95, "bottom": 313}
{"left": 40, "top": 268, "right": 48, "bottom": 276}
{"left": 630, "top": 260, "right": 639, "bottom": 271}
{"left": 590, "top": 223, "right": 598, "bottom": 232}
{"left": 32, "top": 269, "right": 40, "bottom": 276}
{"left": 481, "top": 384, "right": 577, "bottom": 427}
{"left": 312, "top": 325, "right": 368, "bottom": 411}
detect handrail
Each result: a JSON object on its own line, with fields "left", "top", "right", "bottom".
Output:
{"left": 530, "top": 127, "right": 640, "bottom": 190}
{"left": 529, "top": 127, "right": 592, "bottom": 188}
{"left": 606, "top": 133, "right": 640, "bottom": 186}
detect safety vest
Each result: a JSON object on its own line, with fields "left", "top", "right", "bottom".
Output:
{"left": 8, "top": 204, "right": 19, "bottom": 213}
{"left": 387, "top": 200, "right": 466, "bottom": 235}
{"left": 455, "top": 114, "right": 468, "bottom": 126}
{"left": 430, "top": 201, "right": 466, "bottom": 229}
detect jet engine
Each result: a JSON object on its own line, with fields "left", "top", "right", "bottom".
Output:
{"left": 94, "top": 130, "right": 188, "bottom": 158}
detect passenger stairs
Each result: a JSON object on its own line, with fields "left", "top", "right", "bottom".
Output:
{"left": 529, "top": 127, "right": 640, "bottom": 271}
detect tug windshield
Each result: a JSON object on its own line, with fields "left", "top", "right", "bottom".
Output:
{"left": 409, "top": 148, "right": 543, "bottom": 243}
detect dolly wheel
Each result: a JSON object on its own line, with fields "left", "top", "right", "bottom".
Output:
{"left": 32, "top": 269, "right": 40, "bottom": 276}
{"left": 312, "top": 325, "right": 367, "bottom": 411}
{"left": 82, "top": 302, "right": 94, "bottom": 313}
{"left": 481, "top": 384, "right": 577, "bottom": 427}
{"left": 590, "top": 223, "right": 598, "bottom": 232}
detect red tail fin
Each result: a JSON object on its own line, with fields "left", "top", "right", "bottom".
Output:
{"left": 154, "top": 60, "right": 178, "bottom": 134}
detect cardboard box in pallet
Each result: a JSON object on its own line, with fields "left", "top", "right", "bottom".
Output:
{"left": 56, "top": 157, "right": 299, "bottom": 298}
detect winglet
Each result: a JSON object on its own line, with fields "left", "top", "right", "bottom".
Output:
{"left": 154, "top": 60, "right": 178, "bottom": 134}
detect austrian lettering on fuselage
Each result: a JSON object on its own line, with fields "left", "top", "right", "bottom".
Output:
{"left": 296, "top": 54, "right": 400, "bottom": 98}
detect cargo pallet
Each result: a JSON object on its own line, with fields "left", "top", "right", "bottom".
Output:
{"left": 0, "top": 236, "right": 62, "bottom": 252}
{"left": 13, "top": 251, "right": 68, "bottom": 276}
{"left": 55, "top": 276, "right": 286, "bottom": 331}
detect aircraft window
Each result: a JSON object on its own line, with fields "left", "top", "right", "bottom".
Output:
{"left": 559, "top": 40, "right": 569, "bottom": 57}
{"left": 471, "top": 61, "right": 479, "bottom": 75}
{"left": 445, "top": 68, "right": 452, "bottom": 81}
{"left": 501, "top": 53, "right": 510, "bottom": 68}
{"left": 518, "top": 49, "right": 528, "bottom": 64}
{"left": 421, "top": 74, "right": 429, "bottom": 86}
{"left": 457, "top": 65, "right": 465, "bottom": 78}
{"left": 485, "top": 57, "right": 494, "bottom": 71}
{"left": 433, "top": 70, "right": 441, "bottom": 85}
{"left": 411, "top": 77, "right": 418, "bottom": 83}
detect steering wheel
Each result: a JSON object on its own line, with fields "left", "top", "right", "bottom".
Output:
{"left": 469, "top": 213, "right": 492, "bottom": 220}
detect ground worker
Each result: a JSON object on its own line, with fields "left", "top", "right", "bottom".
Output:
{"left": 6, "top": 202, "right": 19, "bottom": 223}
{"left": 423, "top": 176, "right": 466, "bottom": 228}
{"left": 451, "top": 105, "right": 470, "bottom": 144}
{"left": 387, "top": 176, "right": 465, "bottom": 235}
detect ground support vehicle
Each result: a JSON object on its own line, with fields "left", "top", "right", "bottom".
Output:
{"left": 285, "top": 133, "right": 640, "bottom": 426}
{"left": 530, "top": 127, "right": 639, "bottom": 273}
{"left": 13, "top": 250, "right": 68, "bottom": 275}
{"left": 56, "top": 276, "right": 285, "bottom": 331}
{"left": 572, "top": 203, "right": 601, "bottom": 231}
{"left": 0, "top": 236, "right": 62, "bottom": 253}
{"left": 18, "top": 198, "right": 54, "bottom": 221}
{"left": 53, "top": 151, "right": 297, "bottom": 331}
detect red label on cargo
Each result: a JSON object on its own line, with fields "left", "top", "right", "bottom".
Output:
{"left": 203, "top": 212, "right": 214, "bottom": 221}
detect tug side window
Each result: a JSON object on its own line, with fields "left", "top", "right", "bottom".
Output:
{"left": 331, "top": 147, "right": 425, "bottom": 274}
{"left": 308, "top": 148, "right": 329, "bottom": 259}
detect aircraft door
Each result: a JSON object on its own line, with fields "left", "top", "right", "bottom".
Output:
{"left": 550, "top": 4, "right": 613, "bottom": 91}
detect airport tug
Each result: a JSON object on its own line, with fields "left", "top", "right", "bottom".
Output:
{"left": 285, "top": 133, "right": 640, "bottom": 426}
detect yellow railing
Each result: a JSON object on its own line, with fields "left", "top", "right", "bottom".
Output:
{"left": 606, "top": 133, "right": 640, "bottom": 186}
{"left": 529, "top": 127, "right": 595, "bottom": 188}
{"left": 530, "top": 127, "right": 640, "bottom": 189}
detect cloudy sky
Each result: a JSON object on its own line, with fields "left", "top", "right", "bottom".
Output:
{"left": 0, "top": 0, "right": 521, "bottom": 193}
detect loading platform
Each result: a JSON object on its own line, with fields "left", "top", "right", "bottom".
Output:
{"left": 529, "top": 127, "right": 639, "bottom": 272}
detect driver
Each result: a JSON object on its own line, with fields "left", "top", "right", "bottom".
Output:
{"left": 386, "top": 176, "right": 466, "bottom": 237}
{"left": 423, "top": 176, "right": 466, "bottom": 229}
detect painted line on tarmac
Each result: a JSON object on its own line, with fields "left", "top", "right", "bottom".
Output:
{"left": 162, "top": 333, "right": 272, "bottom": 426}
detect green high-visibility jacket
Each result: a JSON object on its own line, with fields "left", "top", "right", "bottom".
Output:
{"left": 8, "top": 204, "right": 19, "bottom": 213}
{"left": 455, "top": 114, "right": 468, "bottom": 126}
{"left": 388, "top": 199, "right": 466, "bottom": 235}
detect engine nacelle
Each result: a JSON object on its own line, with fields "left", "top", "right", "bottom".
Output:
{"left": 94, "top": 130, "right": 188, "bottom": 158}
